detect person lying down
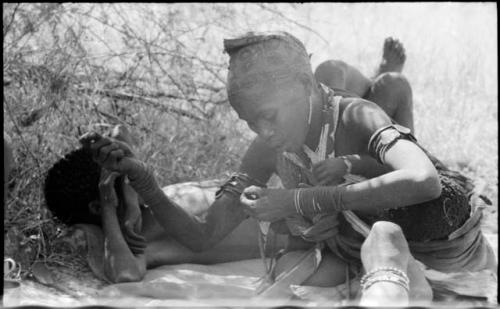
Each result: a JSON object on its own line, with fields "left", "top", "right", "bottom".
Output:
{"left": 43, "top": 126, "right": 287, "bottom": 284}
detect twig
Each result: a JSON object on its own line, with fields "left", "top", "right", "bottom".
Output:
{"left": 256, "top": 3, "right": 330, "bottom": 46}
{"left": 3, "top": 3, "right": 21, "bottom": 38}
{"left": 77, "top": 86, "right": 205, "bottom": 120}
{"left": 3, "top": 93, "right": 43, "bottom": 173}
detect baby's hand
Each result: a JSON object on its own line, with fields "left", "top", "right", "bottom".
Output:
{"left": 312, "top": 157, "right": 349, "bottom": 186}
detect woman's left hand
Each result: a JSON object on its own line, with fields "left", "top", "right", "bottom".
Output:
{"left": 240, "top": 186, "right": 295, "bottom": 222}
{"left": 312, "top": 157, "right": 348, "bottom": 186}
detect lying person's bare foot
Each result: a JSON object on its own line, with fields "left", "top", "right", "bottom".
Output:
{"left": 376, "top": 37, "right": 406, "bottom": 75}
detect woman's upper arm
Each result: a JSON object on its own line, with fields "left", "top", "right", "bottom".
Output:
{"left": 345, "top": 100, "right": 435, "bottom": 174}
{"left": 239, "top": 136, "right": 277, "bottom": 184}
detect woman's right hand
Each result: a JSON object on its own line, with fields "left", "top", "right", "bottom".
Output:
{"left": 80, "top": 132, "right": 138, "bottom": 175}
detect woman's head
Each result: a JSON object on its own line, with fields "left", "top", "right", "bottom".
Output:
{"left": 44, "top": 147, "right": 102, "bottom": 226}
{"left": 224, "top": 31, "right": 318, "bottom": 153}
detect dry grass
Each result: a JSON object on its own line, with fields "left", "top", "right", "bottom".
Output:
{"left": 3, "top": 3, "right": 497, "bottom": 278}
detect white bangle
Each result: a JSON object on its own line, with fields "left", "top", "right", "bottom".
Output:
{"left": 340, "top": 155, "right": 352, "bottom": 175}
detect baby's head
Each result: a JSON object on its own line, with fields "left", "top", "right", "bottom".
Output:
{"left": 44, "top": 148, "right": 102, "bottom": 226}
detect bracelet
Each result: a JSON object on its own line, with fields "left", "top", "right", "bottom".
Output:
{"left": 360, "top": 267, "right": 410, "bottom": 293}
{"left": 339, "top": 155, "right": 352, "bottom": 175}
{"left": 361, "top": 267, "right": 409, "bottom": 284}
{"left": 293, "top": 189, "right": 305, "bottom": 216}
{"left": 362, "top": 275, "right": 410, "bottom": 293}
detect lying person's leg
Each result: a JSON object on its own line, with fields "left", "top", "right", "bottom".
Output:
{"left": 314, "top": 37, "right": 414, "bottom": 132}
{"left": 359, "top": 221, "right": 432, "bottom": 306}
{"left": 314, "top": 59, "right": 372, "bottom": 98}
{"left": 364, "top": 37, "right": 414, "bottom": 132}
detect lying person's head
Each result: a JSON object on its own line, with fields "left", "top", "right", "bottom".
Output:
{"left": 44, "top": 147, "right": 103, "bottom": 226}
{"left": 224, "top": 31, "right": 320, "bottom": 153}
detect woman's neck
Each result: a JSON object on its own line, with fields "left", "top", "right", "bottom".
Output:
{"left": 304, "top": 84, "right": 326, "bottom": 152}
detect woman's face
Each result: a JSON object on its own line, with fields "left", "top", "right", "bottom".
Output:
{"left": 232, "top": 80, "right": 310, "bottom": 153}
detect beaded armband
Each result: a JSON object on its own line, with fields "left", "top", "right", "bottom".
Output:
{"left": 215, "top": 173, "right": 266, "bottom": 199}
{"left": 367, "top": 124, "right": 416, "bottom": 164}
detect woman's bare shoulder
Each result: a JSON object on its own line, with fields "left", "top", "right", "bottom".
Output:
{"left": 339, "top": 98, "right": 392, "bottom": 148}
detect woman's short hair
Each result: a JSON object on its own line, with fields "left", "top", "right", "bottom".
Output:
{"left": 44, "top": 147, "right": 102, "bottom": 226}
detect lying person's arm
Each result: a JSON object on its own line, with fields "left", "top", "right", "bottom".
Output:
{"left": 82, "top": 134, "right": 275, "bottom": 252}
{"left": 99, "top": 171, "right": 146, "bottom": 283}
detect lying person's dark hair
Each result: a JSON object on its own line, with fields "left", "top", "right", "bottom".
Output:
{"left": 44, "top": 147, "right": 102, "bottom": 226}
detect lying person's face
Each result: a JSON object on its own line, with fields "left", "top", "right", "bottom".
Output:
{"left": 232, "top": 78, "right": 310, "bottom": 153}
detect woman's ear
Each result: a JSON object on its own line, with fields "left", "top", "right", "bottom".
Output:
{"left": 88, "top": 200, "right": 101, "bottom": 216}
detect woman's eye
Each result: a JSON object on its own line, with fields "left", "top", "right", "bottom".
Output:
{"left": 262, "top": 111, "right": 276, "bottom": 121}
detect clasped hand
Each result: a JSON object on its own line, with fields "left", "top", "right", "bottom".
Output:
{"left": 312, "top": 157, "right": 348, "bottom": 185}
{"left": 240, "top": 186, "right": 296, "bottom": 222}
{"left": 80, "top": 132, "right": 137, "bottom": 175}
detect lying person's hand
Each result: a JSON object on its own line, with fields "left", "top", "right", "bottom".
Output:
{"left": 98, "top": 169, "right": 121, "bottom": 209}
{"left": 119, "top": 178, "right": 147, "bottom": 255}
{"left": 80, "top": 132, "right": 141, "bottom": 176}
{"left": 240, "top": 186, "right": 295, "bottom": 222}
{"left": 312, "top": 157, "right": 348, "bottom": 186}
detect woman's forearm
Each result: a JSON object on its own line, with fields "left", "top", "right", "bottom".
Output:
{"left": 297, "top": 169, "right": 441, "bottom": 216}
{"left": 127, "top": 161, "right": 247, "bottom": 251}
{"left": 342, "top": 169, "right": 441, "bottom": 214}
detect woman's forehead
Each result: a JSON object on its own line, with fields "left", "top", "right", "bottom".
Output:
{"left": 232, "top": 85, "right": 299, "bottom": 120}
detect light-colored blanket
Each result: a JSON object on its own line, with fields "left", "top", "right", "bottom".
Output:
{"left": 4, "top": 181, "right": 496, "bottom": 306}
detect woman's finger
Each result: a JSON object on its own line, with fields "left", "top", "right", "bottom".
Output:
{"left": 240, "top": 192, "right": 258, "bottom": 208}
{"left": 90, "top": 136, "right": 112, "bottom": 152}
{"left": 96, "top": 143, "right": 118, "bottom": 163}
{"left": 242, "top": 185, "right": 266, "bottom": 200}
{"left": 108, "top": 148, "right": 125, "bottom": 165}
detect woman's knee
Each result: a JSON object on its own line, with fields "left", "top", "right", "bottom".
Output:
{"left": 314, "top": 59, "right": 348, "bottom": 89}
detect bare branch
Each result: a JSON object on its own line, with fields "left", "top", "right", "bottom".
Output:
{"left": 256, "top": 3, "right": 330, "bottom": 46}
{"left": 3, "top": 3, "right": 21, "bottom": 38}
